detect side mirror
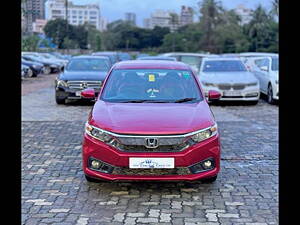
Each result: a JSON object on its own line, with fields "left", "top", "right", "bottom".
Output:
{"left": 208, "top": 90, "right": 221, "bottom": 101}
{"left": 260, "top": 66, "right": 268, "bottom": 72}
{"left": 81, "top": 88, "right": 95, "bottom": 99}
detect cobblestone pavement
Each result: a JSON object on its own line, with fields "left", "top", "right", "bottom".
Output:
{"left": 22, "top": 77, "right": 278, "bottom": 225}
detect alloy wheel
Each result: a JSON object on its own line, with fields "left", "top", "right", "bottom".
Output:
{"left": 267, "top": 85, "right": 274, "bottom": 104}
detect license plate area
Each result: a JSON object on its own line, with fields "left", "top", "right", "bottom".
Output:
{"left": 75, "top": 91, "right": 81, "bottom": 96}
{"left": 129, "top": 158, "right": 174, "bottom": 169}
{"left": 223, "top": 91, "right": 241, "bottom": 96}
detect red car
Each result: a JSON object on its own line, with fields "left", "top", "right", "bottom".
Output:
{"left": 81, "top": 60, "right": 221, "bottom": 182}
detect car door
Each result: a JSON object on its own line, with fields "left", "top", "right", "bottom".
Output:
{"left": 258, "top": 58, "right": 271, "bottom": 93}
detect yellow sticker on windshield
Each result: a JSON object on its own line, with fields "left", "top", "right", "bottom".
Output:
{"left": 148, "top": 74, "right": 155, "bottom": 82}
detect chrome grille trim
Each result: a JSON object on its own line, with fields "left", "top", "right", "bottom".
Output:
{"left": 67, "top": 80, "right": 102, "bottom": 90}
{"left": 218, "top": 83, "right": 245, "bottom": 90}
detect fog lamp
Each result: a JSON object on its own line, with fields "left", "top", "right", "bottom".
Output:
{"left": 203, "top": 160, "right": 212, "bottom": 169}
{"left": 91, "top": 160, "right": 101, "bottom": 169}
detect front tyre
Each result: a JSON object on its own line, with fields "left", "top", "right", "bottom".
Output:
{"left": 43, "top": 66, "right": 51, "bottom": 75}
{"left": 267, "top": 84, "right": 275, "bottom": 104}
{"left": 55, "top": 93, "right": 66, "bottom": 105}
{"left": 27, "top": 68, "right": 34, "bottom": 78}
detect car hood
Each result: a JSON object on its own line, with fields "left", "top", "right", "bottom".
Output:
{"left": 60, "top": 71, "right": 108, "bottom": 81}
{"left": 22, "top": 60, "right": 43, "bottom": 67}
{"left": 90, "top": 100, "right": 215, "bottom": 135}
{"left": 200, "top": 71, "right": 258, "bottom": 84}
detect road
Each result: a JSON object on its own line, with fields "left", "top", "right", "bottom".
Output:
{"left": 22, "top": 74, "right": 278, "bottom": 225}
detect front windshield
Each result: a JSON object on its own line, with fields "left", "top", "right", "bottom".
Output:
{"left": 66, "top": 58, "right": 109, "bottom": 71}
{"left": 180, "top": 56, "right": 202, "bottom": 71}
{"left": 202, "top": 60, "right": 247, "bottom": 72}
{"left": 101, "top": 69, "right": 203, "bottom": 103}
{"left": 272, "top": 57, "right": 278, "bottom": 71}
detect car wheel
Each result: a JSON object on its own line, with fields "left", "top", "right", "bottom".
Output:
{"left": 201, "top": 175, "right": 218, "bottom": 183}
{"left": 43, "top": 66, "right": 51, "bottom": 75}
{"left": 267, "top": 84, "right": 275, "bottom": 104}
{"left": 55, "top": 94, "right": 65, "bottom": 105}
{"left": 85, "top": 175, "right": 103, "bottom": 183}
{"left": 27, "top": 68, "right": 34, "bottom": 78}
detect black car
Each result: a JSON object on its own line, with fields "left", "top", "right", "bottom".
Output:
{"left": 55, "top": 56, "right": 110, "bottom": 104}
{"left": 22, "top": 59, "right": 44, "bottom": 77}
{"left": 22, "top": 55, "right": 61, "bottom": 74}
{"left": 92, "top": 52, "right": 119, "bottom": 65}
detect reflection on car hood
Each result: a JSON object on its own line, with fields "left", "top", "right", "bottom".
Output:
{"left": 200, "top": 71, "right": 258, "bottom": 84}
{"left": 60, "top": 71, "right": 108, "bottom": 81}
{"left": 90, "top": 100, "right": 215, "bottom": 135}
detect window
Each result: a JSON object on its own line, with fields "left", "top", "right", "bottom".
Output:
{"left": 101, "top": 69, "right": 202, "bottom": 102}
{"left": 202, "top": 60, "right": 247, "bottom": 72}
{"left": 89, "top": 11, "right": 97, "bottom": 15}
{"left": 90, "top": 16, "right": 97, "bottom": 20}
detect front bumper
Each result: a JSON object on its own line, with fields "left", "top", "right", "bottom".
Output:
{"left": 56, "top": 87, "right": 100, "bottom": 100}
{"left": 204, "top": 86, "right": 260, "bottom": 101}
{"left": 82, "top": 133, "right": 221, "bottom": 181}
{"left": 273, "top": 83, "right": 279, "bottom": 100}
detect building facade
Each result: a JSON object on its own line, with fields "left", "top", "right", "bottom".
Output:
{"left": 234, "top": 4, "right": 253, "bottom": 25}
{"left": 32, "top": 19, "right": 48, "bottom": 34}
{"left": 22, "top": 0, "right": 46, "bottom": 34}
{"left": 45, "top": 0, "right": 106, "bottom": 31}
{"left": 180, "top": 6, "right": 193, "bottom": 26}
{"left": 144, "top": 6, "right": 194, "bottom": 31}
{"left": 125, "top": 12, "right": 136, "bottom": 26}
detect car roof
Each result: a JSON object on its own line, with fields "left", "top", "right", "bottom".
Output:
{"left": 239, "top": 52, "right": 278, "bottom": 57}
{"left": 138, "top": 56, "right": 176, "bottom": 60}
{"left": 72, "top": 55, "right": 110, "bottom": 60}
{"left": 202, "top": 57, "right": 243, "bottom": 61}
{"left": 93, "top": 52, "right": 118, "bottom": 55}
{"left": 113, "top": 60, "right": 191, "bottom": 70}
{"left": 162, "top": 52, "right": 217, "bottom": 57}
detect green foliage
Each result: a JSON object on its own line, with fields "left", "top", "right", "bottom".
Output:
{"left": 41, "top": 3, "right": 278, "bottom": 54}
{"left": 22, "top": 35, "right": 40, "bottom": 51}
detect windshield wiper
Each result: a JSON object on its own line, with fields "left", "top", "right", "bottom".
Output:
{"left": 120, "top": 100, "right": 171, "bottom": 103}
{"left": 174, "top": 98, "right": 197, "bottom": 103}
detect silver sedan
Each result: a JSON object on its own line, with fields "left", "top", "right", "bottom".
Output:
{"left": 198, "top": 57, "right": 260, "bottom": 104}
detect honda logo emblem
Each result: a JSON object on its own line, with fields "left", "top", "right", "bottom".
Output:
{"left": 145, "top": 138, "right": 159, "bottom": 149}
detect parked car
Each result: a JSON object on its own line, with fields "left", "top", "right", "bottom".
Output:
{"left": 39, "top": 53, "right": 69, "bottom": 67}
{"left": 49, "top": 52, "right": 72, "bottom": 60}
{"left": 21, "top": 54, "right": 61, "bottom": 74}
{"left": 92, "top": 52, "right": 119, "bottom": 65}
{"left": 159, "top": 52, "right": 218, "bottom": 74}
{"left": 55, "top": 56, "right": 110, "bottom": 104}
{"left": 21, "top": 64, "right": 30, "bottom": 79}
{"left": 199, "top": 57, "right": 260, "bottom": 104}
{"left": 81, "top": 60, "right": 221, "bottom": 183}
{"left": 117, "top": 52, "right": 132, "bottom": 61}
{"left": 137, "top": 56, "right": 177, "bottom": 61}
{"left": 21, "top": 59, "right": 44, "bottom": 77}
{"left": 135, "top": 53, "right": 150, "bottom": 59}
{"left": 246, "top": 55, "right": 279, "bottom": 104}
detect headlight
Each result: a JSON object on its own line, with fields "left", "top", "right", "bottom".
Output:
{"left": 50, "top": 64, "right": 58, "bottom": 67}
{"left": 33, "top": 65, "right": 38, "bottom": 68}
{"left": 57, "top": 79, "right": 68, "bottom": 87}
{"left": 190, "top": 124, "right": 218, "bottom": 143}
{"left": 247, "top": 82, "right": 258, "bottom": 86}
{"left": 85, "top": 123, "right": 113, "bottom": 143}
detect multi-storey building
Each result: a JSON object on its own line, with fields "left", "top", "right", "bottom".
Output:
{"left": 32, "top": 19, "right": 48, "bottom": 34}
{"left": 45, "top": 0, "right": 107, "bottom": 31}
{"left": 125, "top": 12, "right": 136, "bottom": 26}
{"left": 234, "top": 4, "right": 253, "bottom": 25}
{"left": 180, "top": 6, "right": 193, "bottom": 26}
{"left": 22, "top": 0, "right": 46, "bottom": 34}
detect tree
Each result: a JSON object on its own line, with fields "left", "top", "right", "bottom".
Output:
{"left": 245, "top": 5, "right": 278, "bottom": 52}
{"left": 22, "top": 35, "right": 40, "bottom": 51}
{"left": 44, "top": 19, "right": 70, "bottom": 49}
{"left": 198, "top": 0, "right": 224, "bottom": 53}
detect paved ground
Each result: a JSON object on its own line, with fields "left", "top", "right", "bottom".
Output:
{"left": 22, "top": 75, "right": 278, "bottom": 225}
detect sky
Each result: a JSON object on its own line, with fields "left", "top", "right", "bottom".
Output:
{"left": 71, "top": 0, "right": 273, "bottom": 26}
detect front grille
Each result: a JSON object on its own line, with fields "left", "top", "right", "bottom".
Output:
{"left": 113, "top": 142, "right": 190, "bottom": 152}
{"left": 232, "top": 84, "right": 245, "bottom": 90}
{"left": 67, "top": 81, "right": 102, "bottom": 90}
{"left": 112, "top": 167, "right": 192, "bottom": 176}
{"left": 218, "top": 84, "right": 231, "bottom": 90}
{"left": 218, "top": 84, "right": 245, "bottom": 90}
